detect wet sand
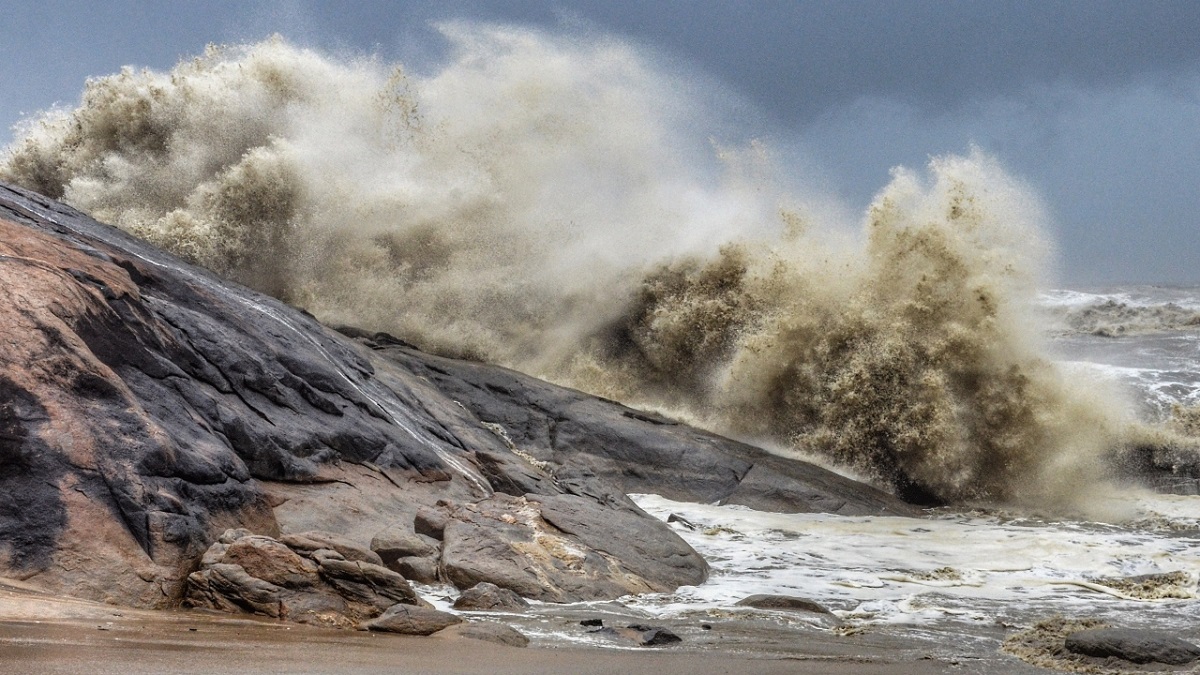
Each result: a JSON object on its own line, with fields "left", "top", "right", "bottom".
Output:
{"left": 0, "top": 580, "right": 1037, "bottom": 674}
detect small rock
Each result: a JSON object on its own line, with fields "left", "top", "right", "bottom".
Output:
{"left": 440, "top": 621, "right": 529, "bottom": 647}
{"left": 363, "top": 604, "right": 462, "bottom": 636}
{"left": 735, "top": 594, "right": 833, "bottom": 615}
{"left": 580, "top": 618, "right": 603, "bottom": 627}
{"left": 1065, "top": 628, "right": 1200, "bottom": 665}
{"left": 666, "top": 514, "right": 697, "bottom": 530}
{"left": 453, "top": 582, "right": 530, "bottom": 611}
{"left": 591, "top": 624, "right": 681, "bottom": 647}
{"left": 415, "top": 507, "right": 450, "bottom": 540}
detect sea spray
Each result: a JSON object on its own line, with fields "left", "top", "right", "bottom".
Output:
{"left": 0, "top": 30, "right": 1139, "bottom": 509}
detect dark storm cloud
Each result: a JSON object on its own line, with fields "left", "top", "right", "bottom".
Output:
{"left": 2, "top": 1, "right": 1197, "bottom": 283}
{"left": 409, "top": 0, "right": 1200, "bottom": 125}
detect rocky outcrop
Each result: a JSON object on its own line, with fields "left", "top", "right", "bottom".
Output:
{"left": 0, "top": 180, "right": 916, "bottom": 618}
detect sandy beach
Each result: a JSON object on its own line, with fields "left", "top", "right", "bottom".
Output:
{"left": 0, "top": 580, "right": 1038, "bottom": 674}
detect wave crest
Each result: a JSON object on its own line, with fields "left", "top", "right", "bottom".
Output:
{"left": 1, "top": 31, "right": 1134, "bottom": 509}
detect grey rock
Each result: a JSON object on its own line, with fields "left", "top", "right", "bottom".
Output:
{"left": 280, "top": 531, "right": 383, "bottom": 566}
{"left": 440, "top": 494, "right": 694, "bottom": 602}
{"left": 371, "top": 530, "right": 438, "bottom": 564}
{"left": 440, "top": 621, "right": 529, "bottom": 647}
{"left": 535, "top": 493, "right": 708, "bottom": 591}
{"left": 363, "top": 604, "right": 462, "bottom": 635}
{"left": 735, "top": 594, "right": 833, "bottom": 615}
{"left": 453, "top": 582, "right": 530, "bottom": 611}
{"left": 316, "top": 558, "right": 422, "bottom": 610}
{"left": 591, "top": 624, "right": 682, "bottom": 647}
{"left": 414, "top": 507, "right": 450, "bottom": 540}
{"left": 394, "top": 556, "right": 440, "bottom": 584}
{"left": 378, "top": 345, "right": 919, "bottom": 517}
{"left": 1065, "top": 628, "right": 1200, "bottom": 665}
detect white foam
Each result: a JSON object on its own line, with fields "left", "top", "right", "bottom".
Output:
{"left": 626, "top": 493, "right": 1200, "bottom": 629}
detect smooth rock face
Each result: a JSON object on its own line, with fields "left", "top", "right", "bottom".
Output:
{"left": 0, "top": 181, "right": 917, "bottom": 617}
{"left": 1065, "top": 628, "right": 1200, "bottom": 665}
{"left": 453, "top": 582, "right": 530, "bottom": 611}
{"left": 735, "top": 595, "right": 833, "bottom": 615}
{"left": 363, "top": 604, "right": 462, "bottom": 635}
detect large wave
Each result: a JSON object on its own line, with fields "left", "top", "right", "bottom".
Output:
{"left": 1, "top": 29, "right": 1152, "bottom": 508}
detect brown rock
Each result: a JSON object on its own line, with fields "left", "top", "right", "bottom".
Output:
{"left": 439, "top": 621, "right": 529, "bottom": 647}
{"left": 363, "top": 604, "right": 462, "bottom": 635}
{"left": 280, "top": 531, "right": 383, "bottom": 567}
{"left": 453, "top": 582, "right": 530, "bottom": 611}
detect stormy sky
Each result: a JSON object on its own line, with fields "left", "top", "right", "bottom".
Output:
{"left": 2, "top": 1, "right": 1197, "bottom": 284}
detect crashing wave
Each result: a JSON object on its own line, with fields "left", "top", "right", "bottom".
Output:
{"left": 1, "top": 31, "right": 1135, "bottom": 508}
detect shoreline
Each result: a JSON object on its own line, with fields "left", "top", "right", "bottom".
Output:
{"left": 0, "top": 580, "right": 1033, "bottom": 674}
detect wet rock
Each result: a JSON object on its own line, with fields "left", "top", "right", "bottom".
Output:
{"left": 382, "top": 344, "right": 920, "bottom": 517}
{"left": 439, "top": 621, "right": 530, "bottom": 647}
{"left": 591, "top": 624, "right": 682, "bottom": 647}
{"left": 666, "top": 514, "right": 696, "bottom": 530}
{"left": 440, "top": 494, "right": 703, "bottom": 602}
{"left": 1065, "top": 628, "right": 1200, "bottom": 665}
{"left": 363, "top": 604, "right": 462, "bottom": 635}
{"left": 534, "top": 493, "right": 708, "bottom": 591}
{"left": 453, "top": 582, "right": 530, "bottom": 611}
{"left": 735, "top": 594, "right": 833, "bottom": 615}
